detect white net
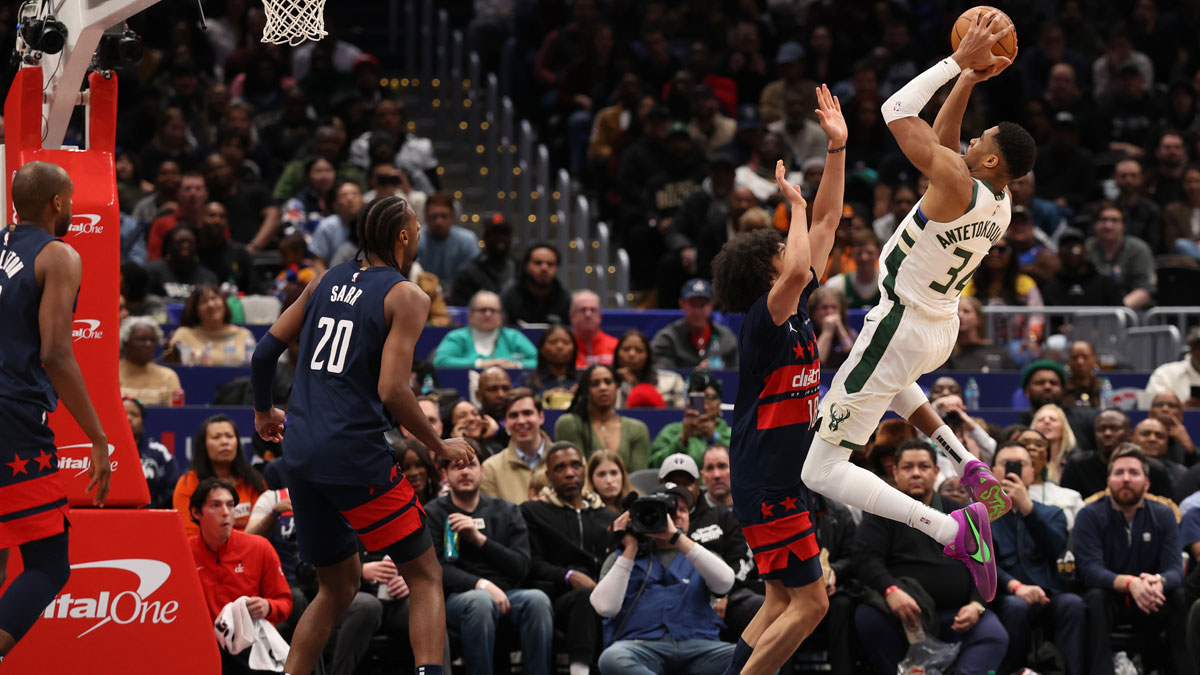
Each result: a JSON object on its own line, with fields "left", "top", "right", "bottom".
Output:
{"left": 261, "top": 0, "right": 328, "bottom": 46}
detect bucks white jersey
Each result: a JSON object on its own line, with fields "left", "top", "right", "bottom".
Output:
{"left": 877, "top": 178, "right": 1011, "bottom": 319}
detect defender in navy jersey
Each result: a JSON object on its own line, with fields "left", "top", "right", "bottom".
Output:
{"left": 0, "top": 162, "right": 109, "bottom": 661}
{"left": 710, "top": 85, "right": 846, "bottom": 675}
{"left": 252, "top": 196, "right": 470, "bottom": 675}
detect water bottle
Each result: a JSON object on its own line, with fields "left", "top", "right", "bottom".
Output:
{"left": 444, "top": 519, "right": 459, "bottom": 562}
{"left": 203, "top": 341, "right": 214, "bottom": 366}
{"left": 903, "top": 617, "right": 926, "bottom": 645}
{"left": 964, "top": 377, "right": 980, "bottom": 411}
{"left": 707, "top": 336, "right": 723, "bottom": 369}
{"left": 421, "top": 375, "right": 435, "bottom": 395}
{"left": 376, "top": 555, "right": 394, "bottom": 601}
{"left": 224, "top": 337, "right": 237, "bottom": 365}
{"left": 1099, "top": 377, "right": 1114, "bottom": 410}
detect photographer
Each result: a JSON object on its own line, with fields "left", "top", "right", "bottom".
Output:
{"left": 590, "top": 483, "right": 736, "bottom": 675}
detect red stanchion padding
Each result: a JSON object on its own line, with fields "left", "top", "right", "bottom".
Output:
{"left": 0, "top": 509, "right": 220, "bottom": 673}
{"left": 4, "top": 68, "right": 148, "bottom": 507}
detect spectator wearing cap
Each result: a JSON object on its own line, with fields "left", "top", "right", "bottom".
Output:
{"left": 1072, "top": 445, "right": 1191, "bottom": 675}
{"left": 449, "top": 214, "right": 517, "bottom": 307}
{"left": 1146, "top": 327, "right": 1200, "bottom": 409}
{"left": 657, "top": 452, "right": 761, "bottom": 639}
{"left": 1112, "top": 158, "right": 1164, "bottom": 252}
{"left": 1040, "top": 229, "right": 1124, "bottom": 307}
{"left": 655, "top": 154, "right": 739, "bottom": 307}
{"left": 347, "top": 99, "right": 439, "bottom": 194}
{"left": 1017, "top": 360, "right": 1100, "bottom": 451}
{"left": 501, "top": 242, "right": 572, "bottom": 325}
{"left": 521, "top": 441, "right": 618, "bottom": 675}
{"left": 1033, "top": 111, "right": 1095, "bottom": 213}
{"left": 767, "top": 89, "right": 828, "bottom": 172}
{"left": 688, "top": 85, "right": 737, "bottom": 159}
{"left": 1163, "top": 165, "right": 1200, "bottom": 261}
{"left": 1085, "top": 201, "right": 1156, "bottom": 310}
{"left": 1004, "top": 205, "right": 1056, "bottom": 283}
{"left": 759, "top": 42, "right": 817, "bottom": 127}
{"left": 649, "top": 376, "right": 731, "bottom": 468}
{"left": 417, "top": 192, "right": 479, "bottom": 283}
{"left": 433, "top": 291, "right": 538, "bottom": 370}
{"left": 650, "top": 279, "right": 738, "bottom": 371}
{"left": 590, "top": 478, "right": 736, "bottom": 674}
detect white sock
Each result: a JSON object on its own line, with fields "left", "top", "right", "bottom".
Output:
{"left": 803, "top": 436, "right": 958, "bottom": 545}
{"left": 930, "top": 425, "right": 973, "bottom": 477}
{"left": 570, "top": 663, "right": 590, "bottom": 675}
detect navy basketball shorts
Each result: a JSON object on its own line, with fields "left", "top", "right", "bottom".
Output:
{"left": 0, "top": 402, "right": 69, "bottom": 549}
{"left": 286, "top": 462, "right": 432, "bottom": 568}
{"left": 734, "top": 486, "right": 822, "bottom": 588}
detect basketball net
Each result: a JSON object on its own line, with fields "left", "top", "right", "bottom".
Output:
{"left": 260, "top": 0, "right": 327, "bottom": 45}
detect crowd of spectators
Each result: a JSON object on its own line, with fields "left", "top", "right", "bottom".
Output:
{"left": 8, "top": 0, "right": 1200, "bottom": 672}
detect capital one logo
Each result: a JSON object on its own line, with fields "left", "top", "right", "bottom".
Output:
{"left": 42, "top": 558, "right": 178, "bottom": 638}
{"left": 67, "top": 214, "right": 104, "bottom": 235}
{"left": 72, "top": 319, "right": 102, "bottom": 341}
{"left": 56, "top": 442, "right": 117, "bottom": 477}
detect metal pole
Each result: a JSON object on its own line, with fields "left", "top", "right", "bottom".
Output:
{"left": 615, "top": 249, "right": 631, "bottom": 307}
{"left": 556, "top": 170, "right": 571, "bottom": 229}
{"left": 556, "top": 210, "right": 570, "bottom": 264}
{"left": 595, "top": 222, "right": 611, "bottom": 304}
{"left": 536, "top": 145, "right": 551, "bottom": 241}
{"left": 517, "top": 160, "right": 532, "bottom": 240}
{"left": 518, "top": 121, "right": 535, "bottom": 170}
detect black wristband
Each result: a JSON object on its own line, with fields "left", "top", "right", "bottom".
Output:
{"left": 668, "top": 530, "right": 682, "bottom": 545}
{"left": 827, "top": 145, "right": 847, "bottom": 154}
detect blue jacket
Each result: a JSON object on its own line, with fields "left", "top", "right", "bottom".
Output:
{"left": 1073, "top": 496, "right": 1182, "bottom": 592}
{"left": 992, "top": 500, "right": 1068, "bottom": 595}
{"left": 602, "top": 550, "right": 723, "bottom": 645}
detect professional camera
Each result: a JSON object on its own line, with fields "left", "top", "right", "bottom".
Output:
{"left": 627, "top": 493, "right": 677, "bottom": 535}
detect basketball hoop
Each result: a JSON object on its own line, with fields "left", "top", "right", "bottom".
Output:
{"left": 260, "top": 0, "right": 327, "bottom": 46}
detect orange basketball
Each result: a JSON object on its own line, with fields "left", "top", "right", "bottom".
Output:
{"left": 950, "top": 6, "right": 1018, "bottom": 64}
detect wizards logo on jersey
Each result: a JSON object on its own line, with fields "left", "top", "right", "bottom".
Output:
{"left": 756, "top": 336, "right": 820, "bottom": 430}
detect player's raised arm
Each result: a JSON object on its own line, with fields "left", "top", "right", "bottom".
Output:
{"left": 932, "top": 50, "right": 1015, "bottom": 152}
{"left": 766, "top": 161, "right": 812, "bottom": 325}
{"left": 807, "top": 84, "right": 848, "bottom": 281}
{"left": 252, "top": 270, "right": 326, "bottom": 442}
{"left": 881, "top": 12, "right": 1011, "bottom": 204}
{"left": 37, "top": 242, "right": 109, "bottom": 505}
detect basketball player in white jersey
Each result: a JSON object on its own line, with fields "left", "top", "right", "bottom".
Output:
{"left": 800, "top": 12, "right": 1036, "bottom": 601}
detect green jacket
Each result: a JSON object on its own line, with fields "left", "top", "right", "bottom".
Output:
{"left": 431, "top": 327, "right": 538, "bottom": 369}
{"left": 648, "top": 418, "right": 732, "bottom": 468}
{"left": 554, "top": 413, "right": 651, "bottom": 472}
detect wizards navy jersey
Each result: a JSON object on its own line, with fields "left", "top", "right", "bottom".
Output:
{"left": 730, "top": 273, "right": 821, "bottom": 498}
{"left": 0, "top": 225, "right": 59, "bottom": 411}
{"left": 284, "top": 262, "right": 409, "bottom": 484}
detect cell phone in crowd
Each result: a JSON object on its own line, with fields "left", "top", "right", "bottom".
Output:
{"left": 688, "top": 392, "right": 707, "bottom": 414}
{"left": 1005, "top": 460, "right": 1023, "bottom": 479}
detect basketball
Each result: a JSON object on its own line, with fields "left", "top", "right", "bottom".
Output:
{"left": 950, "top": 6, "right": 1017, "bottom": 63}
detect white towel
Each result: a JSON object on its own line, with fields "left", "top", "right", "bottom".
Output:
{"left": 214, "top": 596, "right": 291, "bottom": 671}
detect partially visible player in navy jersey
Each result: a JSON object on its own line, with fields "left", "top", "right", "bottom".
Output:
{"left": 0, "top": 161, "right": 110, "bottom": 662}
{"left": 252, "top": 195, "right": 471, "bottom": 675}
{"left": 710, "top": 85, "right": 847, "bottom": 675}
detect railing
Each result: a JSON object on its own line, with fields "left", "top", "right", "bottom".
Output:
{"left": 1125, "top": 325, "right": 1183, "bottom": 370}
{"left": 980, "top": 306, "right": 1140, "bottom": 366}
{"left": 1144, "top": 307, "right": 1200, "bottom": 329}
